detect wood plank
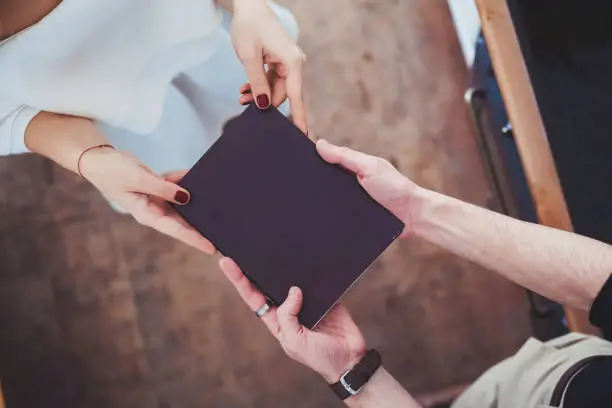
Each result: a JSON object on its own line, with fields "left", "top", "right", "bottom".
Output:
{"left": 475, "top": 0, "right": 598, "bottom": 334}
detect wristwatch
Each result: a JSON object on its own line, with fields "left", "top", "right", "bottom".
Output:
{"left": 330, "top": 349, "right": 382, "bottom": 400}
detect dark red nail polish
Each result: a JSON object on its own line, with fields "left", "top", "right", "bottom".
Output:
{"left": 256, "top": 94, "right": 270, "bottom": 109}
{"left": 175, "top": 190, "right": 189, "bottom": 204}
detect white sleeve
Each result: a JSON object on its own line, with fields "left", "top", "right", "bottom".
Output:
{"left": 0, "top": 104, "right": 41, "bottom": 155}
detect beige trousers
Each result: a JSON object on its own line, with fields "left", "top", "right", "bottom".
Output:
{"left": 452, "top": 333, "right": 612, "bottom": 408}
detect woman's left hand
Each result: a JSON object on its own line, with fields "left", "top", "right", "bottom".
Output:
{"left": 230, "top": 0, "right": 308, "bottom": 133}
{"left": 219, "top": 257, "right": 367, "bottom": 383}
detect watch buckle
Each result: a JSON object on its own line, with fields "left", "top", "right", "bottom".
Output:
{"left": 339, "top": 370, "right": 363, "bottom": 396}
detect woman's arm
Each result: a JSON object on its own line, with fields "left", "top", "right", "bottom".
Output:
{"left": 215, "top": 0, "right": 235, "bottom": 13}
{"left": 215, "top": 0, "right": 308, "bottom": 132}
{"left": 25, "top": 111, "right": 107, "bottom": 174}
{"left": 0, "top": 0, "right": 60, "bottom": 40}
{"left": 23, "top": 111, "right": 214, "bottom": 253}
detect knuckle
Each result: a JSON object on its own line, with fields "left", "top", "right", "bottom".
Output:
{"left": 133, "top": 171, "right": 150, "bottom": 187}
{"left": 235, "top": 45, "right": 260, "bottom": 63}
{"left": 251, "top": 76, "right": 268, "bottom": 88}
{"left": 286, "top": 46, "right": 305, "bottom": 65}
{"left": 338, "top": 146, "right": 350, "bottom": 157}
{"left": 373, "top": 157, "right": 390, "bottom": 171}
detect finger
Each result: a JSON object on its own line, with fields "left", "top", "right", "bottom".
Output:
{"left": 305, "top": 128, "right": 318, "bottom": 142}
{"left": 286, "top": 66, "right": 308, "bottom": 133}
{"left": 219, "top": 257, "right": 280, "bottom": 335}
{"left": 240, "top": 83, "right": 252, "bottom": 94}
{"left": 277, "top": 286, "right": 304, "bottom": 336}
{"left": 131, "top": 170, "right": 191, "bottom": 205}
{"left": 271, "top": 76, "right": 288, "bottom": 108}
{"left": 241, "top": 53, "right": 272, "bottom": 109}
{"left": 163, "top": 170, "right": 189, "bottom": 183}
{"left": 263, "top": 65, "right": 287, "bottom": 108}
{"left": 316, "top": 139, "right": 380, "bottom": 177}
{"left": 240, "top": 94, "right": 255, "bottom": 106}
{"left": 219, "top": 257, "right": 267, "bottom": 310}
{"left": 151, "top": 210, "right": 216, "bottom": 254}
{"left": 166, "top": 211, "right": 216, "bottom": 254}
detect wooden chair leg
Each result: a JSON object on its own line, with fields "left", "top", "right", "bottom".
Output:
{"left": 475, "top": 0, "right": 598, "bottom": 334}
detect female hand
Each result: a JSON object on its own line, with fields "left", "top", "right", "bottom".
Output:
{"left": 79, "top": 147, "right": 215, "bottom": 254}
{"left": 316, "top": 139, "right": 420, "bottom": 237}
{"left": 231, "top": 0, "right": 308, "bottom": 133}
{"left": 219, "top": 257, "right": 367, "bottom": 383}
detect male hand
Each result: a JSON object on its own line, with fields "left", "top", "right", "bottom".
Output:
{"left": 219, "top": 257, "right": 367, "bottom": 383}
{"left": 316, "top": 139, "right": 419, "bottom": 236}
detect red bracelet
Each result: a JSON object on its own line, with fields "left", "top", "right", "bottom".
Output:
{"left": 77, "top": 144, "right": 115, "bottom": 178}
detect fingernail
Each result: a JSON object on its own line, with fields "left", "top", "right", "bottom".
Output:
{"left": 290, "top": 287, "right": 298, "bottom": 296}
{"left": 175, "top": 190, "right": 190, "bottom": 204}
{"left": 256, "top": 94, "right": 270, "bottom": 109}
{"left": 241, "top": 89, "right": 252, "bottom": 95}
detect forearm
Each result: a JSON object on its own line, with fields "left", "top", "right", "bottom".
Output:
{"left": 343, "top": 368, "right": 421, "bottom": 408}
{"left": 25, "top": 111, "right": 108, "bottom": 174}
{"left": 215, "top": 0, "right": 266, "bottom": 13}
{"left": 411, "top": 188, "right": 612, "bottom": 310}
{"left": 215, "top": 0, "right": 234, "bottom": 12}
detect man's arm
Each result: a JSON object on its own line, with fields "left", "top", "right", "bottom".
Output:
{"left": 343, "top": 368, "right": 422, "bottom": 408}
{"left": 411, "top": 188, "right": 612, "bottom": 311}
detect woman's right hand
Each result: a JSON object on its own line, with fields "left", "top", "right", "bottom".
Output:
{"left": 79, "top": 146, "right": 215, "bottom": 254}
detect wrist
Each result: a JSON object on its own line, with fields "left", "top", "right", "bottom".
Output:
{"left": 405, "top": 186, "right": 441, "bottom": 239}
{"left": 320, "top": 351, "right": 367, "bottom": 384}
{"left": 77, "top": 145, "right": 117, "bottom": 180}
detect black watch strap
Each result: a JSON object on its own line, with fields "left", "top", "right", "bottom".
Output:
{"left": 330, "top": 350, "right": 382, "bottom": 400}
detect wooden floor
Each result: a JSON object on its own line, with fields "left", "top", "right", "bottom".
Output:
{"left": 0, "top": 1, "right": 532, "bottom": 407}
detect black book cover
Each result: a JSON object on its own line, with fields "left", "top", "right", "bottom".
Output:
{"left": 173, "top": 105, "right": 404, "bottom": 328}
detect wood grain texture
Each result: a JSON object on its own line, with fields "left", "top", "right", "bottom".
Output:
{"left": 0, "top": 1, "right": 532, "bottom": 407}
{"left": 475, "top": 0, "right": 597, "bottom": 335}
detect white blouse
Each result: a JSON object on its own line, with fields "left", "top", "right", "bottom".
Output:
{"left": 0, "top": 0, "right": 298, "bottom": 173}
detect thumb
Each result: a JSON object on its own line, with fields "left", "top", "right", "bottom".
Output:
{"left": 241, "top": 53, "right": 272, "bottom": 109}
{"left": 316, "top": 139, "right": 380, "bottom": 178}
{"left": 132, "top": 171, "right": 191, "bottom": 205}
{"left": 277, "top": 287, "right": 304, "bottom": 335}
